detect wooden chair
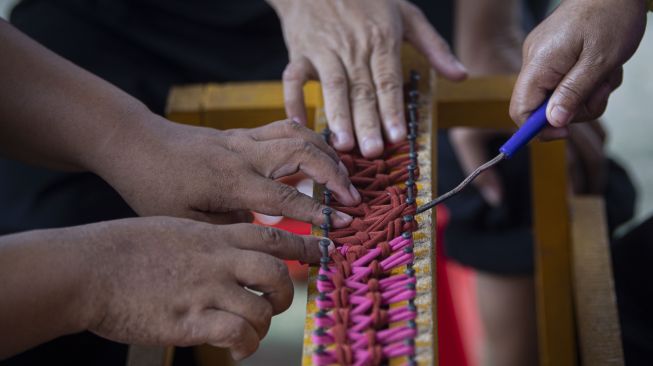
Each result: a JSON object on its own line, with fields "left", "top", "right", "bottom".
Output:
{"left": 127, "top": 47, "right": 624, "bottom": 366}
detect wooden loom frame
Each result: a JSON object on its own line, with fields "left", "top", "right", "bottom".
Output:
{"left": 127, "top": 49, "right": 624, "bottom": 366}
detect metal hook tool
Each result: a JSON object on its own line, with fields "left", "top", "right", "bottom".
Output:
{"left": 416, "top": 99, "right": 551, "bottom": 215}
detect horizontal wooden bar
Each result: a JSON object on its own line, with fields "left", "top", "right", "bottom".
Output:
{"left": 436, "top": 75, "right": 517, "bottom": 130}
{"left": 166, "top": 81, "right": 321, "bottom": 129}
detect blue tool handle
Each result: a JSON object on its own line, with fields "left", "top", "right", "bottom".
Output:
{"left": 499, "top": 99, "right": 550, "bottom": 158}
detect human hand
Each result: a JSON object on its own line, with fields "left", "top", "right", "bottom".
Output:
{"left": 268, "top": 0, "right": 467, "bottom": 157}
{"left": 510, "top": 0, "right": 646, "bottom": 129}
{"left": 79, "top": 217, "right": 327, "bottom": 360}
{"left": 96, "top": 118, "right": 360, "bottom": 228}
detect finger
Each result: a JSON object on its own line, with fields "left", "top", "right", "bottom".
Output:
{"left": 449, "top": 129, "right": 503, "bottom": 206}
{"left": 575, "top": 81, "right": 611, "bottom": 123}
{"left": 251, "top": 138, "right": 360, "bottom": 205}
{"left": 474, "top": 168, "right": 503, "bottom": 207}
{"left": 546, "top": 55, "right": 614, "bottom": 127}
{"left": 344, "top": 59, "right": 384, "bottom": 158}
{"left": 608, "top": 67, "right": 624, "bottom": 91}
{"left": 577, "top": 67, "right": 622, "bottom": 122}
{"left": 210, "top": 285, "right": 274, "bottom": 339}
{"left": 189, "top": 210, "right": 254, "bottom": 225}
{"left": 587, "top": 119, "right": 607, "bottom": 143}
{"left": 226, "top": 224, "right": 330, "bottom": 264}
{"left": 570, "top": 68, "right": 623, "bottom": 123}
{"left": 227, "top": 248, "right": 294, "bottom": 314}
{"left": 370, "top": 44, "right": 407, "bottom": 144}
{"left": 282, "top": 58, "right": 313, "bottom": 125}
{"left": 246, "top": 119, "right": 340, "bottom": 163}
{"left": 312, "top": 52, "right": 355, "bottom": 151}
{"left": 246, "top": 177, "right": 353, "bottom": 228}
{"left": 192, "top": 310, "right": 260, "bottom": 361}
{"left": 400, "top": 1, "right": 467, "bottom": 81}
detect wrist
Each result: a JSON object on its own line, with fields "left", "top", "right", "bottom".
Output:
{"left": 84, "top": 103, "right": 160, "bottom": 182}
{"left": 39, "top": 227, "right": 98, "bottom": 334}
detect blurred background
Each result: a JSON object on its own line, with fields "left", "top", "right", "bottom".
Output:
{"left": 1, "top": 1, "right": 652, "bottom": 365}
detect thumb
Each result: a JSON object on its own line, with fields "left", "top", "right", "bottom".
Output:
{"left": 399, "top": 1, "right": 467, "bottom": 81}
{"left": 546, "top": 57, "right": 611, "bottom": 127}
{"left": 197, "top": 310, "right": 260, "bottom": 360}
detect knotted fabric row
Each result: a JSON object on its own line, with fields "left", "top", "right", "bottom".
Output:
{"left": 313, "top": 72, "right": 422, "bottom": 366}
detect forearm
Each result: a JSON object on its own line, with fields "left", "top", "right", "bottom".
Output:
{"left": 0, "top": 19, "right": 155, "bottom": 172}
{"left": 0, "top": 228, "right": 93, "bottom": 359}
{"left": 455, "top": 0, "right": 523, "bottom": 68}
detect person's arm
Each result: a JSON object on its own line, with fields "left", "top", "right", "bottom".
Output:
{"left": 0, "top": 228, "right": 92, "bottom": 358}
{"left": 0, "top": 218, "right": 325, "bottom": 360}
{"left": 510, "top": 0, "right": 647, "bottom": 128}
{"left": 449, "top": 0, "right": 524, "bottom": 207}
{"left": 0, "top": 19, "right": 149, "bottom": 172}
{"left": 0, "top": 19, "right": 358, "bottom": 226}
{"left": 266, "top": 0, "right": 467, "bottom": 158}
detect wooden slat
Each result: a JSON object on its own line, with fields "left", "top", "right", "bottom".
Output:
{"left": 126, "top": 345, "right": 174, "bottom": 366}
{"left": 571, "top": 196, "right": 624, "bottom": 366}
{"left": 167, "top": 81, "right": 321, "bottom": 130}
{"left": 530, "top": 140, "right": 577, "bottom": 366}
{"left": 166, "top": 85, "right": 204, "bottom": 125}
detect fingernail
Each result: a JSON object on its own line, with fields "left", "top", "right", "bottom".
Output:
{"left": 349, "top": 184, "right": 361, "bottom": 203}
{"left": 291, "top": 116, "right": 305, "bottom": 125}
{"left": 388, "top": 125, "right": 406, "bottom": 143}
{"left": 334, "top": 132, "right": 353, "bottom": 150}
{"left": 334, "top": 210, "right": 353, "bottom": 225}
{"left": 480, "top": 186, "right": 502, "bottom": 207}
{"left": 454, "top": 60, "right": 468, "bottom": 74}
{"left": 338, "top": 161, "right": 349, "bottom": 175}
{"left": 321, "top": 238, "right": 336, "bottom": 255}
{"left": 549, "top": 105, "right": 571, "bottom": 127}
{"left": 361, "top": 137, "right": 383, "bottom": 157}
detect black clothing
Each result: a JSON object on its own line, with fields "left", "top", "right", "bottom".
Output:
{"left": 438, "top": 134, "right": 636, "bottom": 274}
{"left": 612, "top": 215, "right": 653, "bottom": 365}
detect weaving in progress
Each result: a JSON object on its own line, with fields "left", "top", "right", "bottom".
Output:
{"left": 307, "top": 72, "right": 431, "bottom": 366}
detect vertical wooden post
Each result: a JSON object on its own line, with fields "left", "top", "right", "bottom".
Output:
{"left": 571, "top": 196, "right": 624, "bottom": 366}
{"left": 430, "top": 71, "right": 440, "bottom": 366}
{"left": 530, "top": 140, "right": 577, "bottom": 366}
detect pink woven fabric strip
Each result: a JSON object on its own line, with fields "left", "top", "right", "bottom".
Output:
{"left": 313, "top": 73, "right": 422, "bottom": 366}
